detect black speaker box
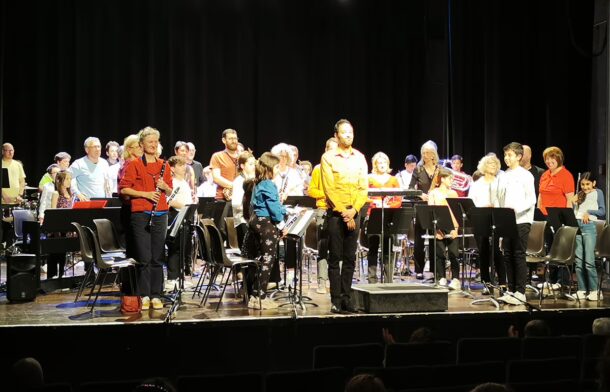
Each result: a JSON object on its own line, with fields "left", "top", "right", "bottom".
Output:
{"left": 7, "top": 253, "right": 40, "bottom": 302}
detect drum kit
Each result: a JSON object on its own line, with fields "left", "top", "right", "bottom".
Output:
{"left": 2, "top": 186, "right": 39, "bottom": 253}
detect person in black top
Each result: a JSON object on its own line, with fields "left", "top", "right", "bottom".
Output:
{"left": 408, "top": 140, "right": 441, "bottom": 279}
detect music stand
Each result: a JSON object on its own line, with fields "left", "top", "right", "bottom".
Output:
{"left": 446, "top": 198, "right": 476, "bottom": 297}
{"left": 279, "top": 209, "right": 318, "bottom": 314}
{"left": 469, "top": 207, "right": 518, "bottom": 309}
{"left": 165, "top": 204, "right": 199, "bottom": 322}
{"left": 367, "top": 207, "right": 413, "bottom": 283}
{"left": 415, "top": 205, "right": 455, "bottom": 287}
{"left": 2, "top": 168, "right": 9, "bottom": 189}
{"left": 284, "top": 195, "right": 317, "bottom": 209}
{"left": 546, "top": 207, "right": 579, "bottom": 233}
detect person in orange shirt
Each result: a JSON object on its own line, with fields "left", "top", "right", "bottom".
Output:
{"left": 321, "top": 119, "right": 368, "bottom": 314}
{"left": 366, "top": 152, "right": 402, "bottom": 283}
{"left": 308, "top": 137, "right": 338, "bottom": 294}
{"left": 538, "top": 146, "right": 575, "bottom": 289}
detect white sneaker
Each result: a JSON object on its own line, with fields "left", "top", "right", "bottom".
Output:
{"left": 260, "top": 298, "right": 278, "bottom": 309}
{"left": 449, "top": 278, "right": 461, "bottom": 291}
{"left": 536, "top": 282, "right": 561, "bottom": 290}
{"left": 248, "top": 296, "right": 261, "bottom": 309}
{"left": 499, "top": 291, "right": 524, "bottom": 305}
{"left": 438, "top": 278, "right": 448, "bottom": 287}
{"left": 587, "top": 291, "right": 604, "bottom": 301}
{"left": 575, "top": 290, "right": 588, "bottom": 300}
{"left": 513, "top": 291, "right": 526, "bottom": 303}
{"left": 316, "top": 281, "right": 327, "bottom": 294}
{"left": 164, "top": 279, "right": 178, "bottom": 292}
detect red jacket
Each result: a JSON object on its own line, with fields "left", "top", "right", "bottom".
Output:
{"left": 119, "top": 158, "right": 173, "bottom": 213}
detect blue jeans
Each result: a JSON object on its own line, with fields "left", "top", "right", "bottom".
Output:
{"left": 574, "top": 220, "right": 598, "bottom": 292}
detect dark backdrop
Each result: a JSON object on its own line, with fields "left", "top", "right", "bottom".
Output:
{"left": 0, "top": 0, "right": 596, "bottom": 182}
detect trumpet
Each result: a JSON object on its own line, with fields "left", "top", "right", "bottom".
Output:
{"left": 148, "top": 162, "right": 167, "bottom": 228}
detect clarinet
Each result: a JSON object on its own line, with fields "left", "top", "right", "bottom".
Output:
{"left": 148, "top": 161, "right": 167, "bottom": 228}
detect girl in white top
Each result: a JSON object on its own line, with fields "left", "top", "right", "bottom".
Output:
{"left": 231, "top": 151, "right": 256, "bottom": 245}
{"left": 165, "top": 156, "right": 196, "bottom": 291}
{"left": 571, "top": 172, "right": 601, "bottom": 301}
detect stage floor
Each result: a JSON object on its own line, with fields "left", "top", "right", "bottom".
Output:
{"left": 0, "top": 264, "right": 607, "bottom": 328}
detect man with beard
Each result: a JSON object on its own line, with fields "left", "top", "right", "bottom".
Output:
{"left": 209, "top": 129, "right": 240, "bottom": 201}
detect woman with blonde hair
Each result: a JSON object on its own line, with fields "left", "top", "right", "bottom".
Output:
{"left": 468, "top": 154, "right": 506, "bottom": 292}
{"left": 409, "top": 140, "right": 441, "bottom": 279}
{"left": 367, "top": 152, "right": 402, "bottom": 283}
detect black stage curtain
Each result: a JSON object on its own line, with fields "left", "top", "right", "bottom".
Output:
{"left": 0, "top": 0, "right": 594, "bottom": 179}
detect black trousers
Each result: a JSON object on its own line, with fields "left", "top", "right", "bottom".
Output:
{"left": 476, "top": 235, "right": 506, "bottom": 285}
{"left": 502, "top": 223, "right": 530, "bottom": 294}
{"left": 131, "top": 212, "right": 167, "bottom": 299}
{"left": 434, "top": 237, "right": 459, "bottom": 281}
{"left": 413, "top": 223, "right": 426, "bottom": 274}
{"left": 326, "top": 213, "right": 359, "bottom": 307}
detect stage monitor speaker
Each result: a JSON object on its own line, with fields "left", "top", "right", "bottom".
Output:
{"left": 7, "top": 253, "right": 40, "bottom": 302}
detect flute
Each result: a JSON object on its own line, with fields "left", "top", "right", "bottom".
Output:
{"left": 148, "top": 162, "right": 167, "bottom": 228}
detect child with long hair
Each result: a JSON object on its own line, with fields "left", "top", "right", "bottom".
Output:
{"left": 51, "top": 171, "right": 74, "bottom": 209}
{"left": 427, "top": 168, "right": 461, "bottom": 290}
{"left": 572, "top": 172, "right": 603, "bottom": 301}
{"left": 246, "top": 152, "right": 287, "bottom": 309}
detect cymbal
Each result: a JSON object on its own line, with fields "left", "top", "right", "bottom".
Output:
{"left": 25, "top": 186, "right": 38, "bottom": 190}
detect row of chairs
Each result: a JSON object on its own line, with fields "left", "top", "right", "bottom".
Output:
{"left": 71, "top": 219, "right": 136, "bottom": 312}
{"left": 26, "top": 358, "right": 602, "bottom": 392}
{"left": 312, "top": 335, "right": 607, "bottom": 371}
{"left": 525, "top": 220, "right": 609, "bottom": 302}
{"left": 192, "top": 219, "right": 260, "bottom": 311}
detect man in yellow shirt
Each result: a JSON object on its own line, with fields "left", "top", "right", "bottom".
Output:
{"left": 1, "top": 143, "right": 26, "bottom": 204}
{"left": 321, "top": 120, "right": 368, "bottom": 313}
{"left": 308, "top": 137, "right": 338, "bottom": 294}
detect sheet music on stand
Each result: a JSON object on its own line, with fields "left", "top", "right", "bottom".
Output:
{"left": 286, "top": 208, "right": 316, "bottom": 238}
{"left": 169, "top": 204, "right": 197, "bottom": 238}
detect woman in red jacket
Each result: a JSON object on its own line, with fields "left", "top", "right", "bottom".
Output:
{"left": 119, "top": 127, "right": 173, "bottom": 311}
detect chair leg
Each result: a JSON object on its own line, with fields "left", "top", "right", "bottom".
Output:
{"left": 75, "top": 265, "right": 94, "bottom": 303}
{"left": 85, "top": 267, "right": 102, "bottom": 306}
{"left": 200, "top": 266, "right": 217, "bottom": 306}
{"left": 215, "top": 267, "right": 233, "bottom": 312}
{"left": 90, "top": 270, "right": 107, "bottom": 314}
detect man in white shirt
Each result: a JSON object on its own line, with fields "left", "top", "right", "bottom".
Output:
{"left": 496, "top": 142, "right": 536, "bottom": 305}
{"left": 396, "top": 154, "right": 417, "bottom": 188}
{"left": 70, "top": 137, "right": 111, "bottom": 200}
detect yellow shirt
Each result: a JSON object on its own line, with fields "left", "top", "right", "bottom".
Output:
{"left": 320, "top": 147, "right": 368, "bottom": 213}
{"left": 308, "top": 164, "right": 327, "bottom": 209}
{"left": 2, "top": 159, "right": 26, "bottom": 200}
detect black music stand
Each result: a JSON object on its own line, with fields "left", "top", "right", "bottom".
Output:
{"left": 468, "top": 207, "right": 520, "bottom": 309}
{"left": 546, "top": 207, "right": 579, "bottom": 233}
{"left": 284, "top": 195, "right": 317, "bottom": 209}
{"left": 446, "top": 198, "right": 476, "bottom": 297}
{"left": 367, "top": 207, "right": 413, "bottom": 283}
{"left": 279, "top": 209, "right": 318, "bottom": 314}
{"left": 165, "top": 204, "right": 199, "bottom": 322}
{"left": 2, "top": 168, "right": 9, "bottom": 189}
{"left": 415, "top": 205, "right": 455, "bottom": 287}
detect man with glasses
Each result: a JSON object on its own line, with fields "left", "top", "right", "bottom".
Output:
{"left": 70, "top": 137, "right": 111, "bottom": 200}
{"left": 209, "top": 129, "right": 240, "bottom": 201}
